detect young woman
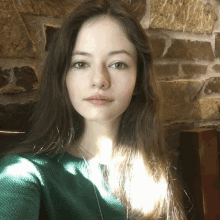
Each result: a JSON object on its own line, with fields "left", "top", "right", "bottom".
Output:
{"left": 0, "top": 0, "right": 187, "bottom": 219}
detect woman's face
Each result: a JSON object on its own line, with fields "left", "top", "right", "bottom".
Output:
{"left": 66, "top": 16, "right": 137, "bottom": 122}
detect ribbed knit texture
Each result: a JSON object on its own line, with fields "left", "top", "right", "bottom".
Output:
{"left": 0, "top": 152, "right": 126, "bottom": 220}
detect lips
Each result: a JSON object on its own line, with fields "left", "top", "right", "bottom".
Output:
{"left": 85, "top": 95, "right": 113, "bottom": 101}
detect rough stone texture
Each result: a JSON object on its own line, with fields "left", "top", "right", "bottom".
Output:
{"left": 0, "top": 91, "right": 36, "bottom": 105}
{"left": 0, "top": 85, "right": 26, "bottom": 94}
{"left": 0, "top": 67, "right": 9, "bottom": 88}
{"left": 0, "top": 75, "right": 8, "bottom": 88}
{"left": 197, "top": 98, "right": 220, "bottom": 120}
{"left": 0, "top": 66, "right": 38, "bottom": 94}
{"left": 204, "top": 77, "right": 220, "bottom": 95}
{"left": 117, "top": 0, "right": 148, "bottom": 22}
{"left": 14, "top": 0, "right": 79, "bottom": 17}
{"left": 215, "top": 33, "right": 220, "bottom": 59}
{"left": 0, "top": 102, "right": 34, "bottom": 130}
{"left": 165, "top": 39, "right": 214, "bottom": 61}
{"left": 0, "top": 68, "right": 23, "bottom": 94}
{"left": 212, "top": 64, "right": 220, "bottom": 72}
{"left": 182, "top": 64, "right": 207, "bottom": 75}
{"left": 0, "top": 3, "right": 36, "bottom": 58}
{"left": 192, "top": 77, "right": 220, "bottom": 120}
{"left": 150, "top": 0, "right": 217, "bottom": 34}
{"left": 14, "top": 0, "right": 147, "bottom": 21}
{"left": 160, "top": 80, "right": 204, "bottom": 122}
{"left": 154, "top": 64, "right": 179, "bottom": 77}
{"left": 14, "top": 66, "right": 38, "bottom": 91}
{"left": 148, "top": 37, "right": 166, "bottom": 58}
{"left": 0, "top": 0, "right": 14, "bottom": 10}
{"left": 16, "top": 14, "right": 49, "bottom": 76}
{"left": 0, "top": 0, "right": 147, "bottom": 59}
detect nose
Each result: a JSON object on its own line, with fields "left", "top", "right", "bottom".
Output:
{"left": 92, "top": 64, "right": 110, "bottom": 89}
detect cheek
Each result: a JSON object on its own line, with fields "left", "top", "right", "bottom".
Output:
{"left": 67, "top": 73, "right": 88, "bottom": 90}
{"left": 66, "top": 74, "right": 88, "bottom": 109}
{"left": 115, "top": 75, "right": 136, "bottom": 98}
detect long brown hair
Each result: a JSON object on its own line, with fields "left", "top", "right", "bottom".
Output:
{"left": 2, "top": 0, "right": 187, "bottom": 219}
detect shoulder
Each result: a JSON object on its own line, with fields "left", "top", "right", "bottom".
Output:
{"left": 0, "top": 154, "right": 44, "bottom": 184}
{"left": 0, "top": 154, "right": 42, "bottom": 219}
{"left": 0, "top": 153, "right": 71, "bottom": 182}
{"left": 0, "top": 153, "right": 60, "bottom": 168}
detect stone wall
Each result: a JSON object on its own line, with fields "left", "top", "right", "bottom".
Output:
{"left": 1, "top": 0, "right": 220, "bottom": 161}
{"left": 146, "top": 0, "right": 220, "bottom": 160}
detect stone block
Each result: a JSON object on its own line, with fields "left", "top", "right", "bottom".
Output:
{"left": 154, "top": 64, "right": 179, "bottom": 77}
{"left": 0, "top": 0, "right": 14, "bottom": 10}
{"left": 197, "top": 98, "right": 220, "bottom": 120}
{"left": 148, "top": 37, "right": 166, "bottom": 58}
{"left": 212, "top": 64, "right": 220, "bottom": 73}
{"left": 160, "top": 80, "right": 204, "bottom": 122}
{"left": 204, "top": 77, "right": 220, "bottom": 95}
{"left": 182, "top": 64, "right": 207, "bottom": 75}
{"left": 14, "top": 66, "right": 38, "bottom": 91}
{"left": 0, "top": 75, "right": 8, "bottom": 88}
{"left": 129, "top": 0, "right": 147, "bottom": 22}
{"left": 165, "top": 39, "right": 214, "bottom": 61}
{"left": 0, "top": 10, "right": 35, "bottom": 58}
{"left": 150, "top": 0, "right": 217, "bottom": 34}
{"left": 14, "top": 0, "right": 79, "bottom": 17}
{"left": 14, "top": 0, "right": 147, "bottom": 21}
{"left": 0, "top": 102, "right": 34, "bottom": 131}
{"left": 0, "top": 67, "right": 9, "bottom": 88}
{"left": 0, "top": 91, "right": 36, "bottom": 105}
{"left": 215, "top": 33, "right": 220, "bottom": 59}
{"left": 0, "top": 85, "right": 26, "bottom": 94}
{"left": 0, "top": 66, "right": 38, "bottom": 94}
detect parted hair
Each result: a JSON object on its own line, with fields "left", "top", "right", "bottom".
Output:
{"left": 3, "top": 0, "right": 187, "bottom": 219}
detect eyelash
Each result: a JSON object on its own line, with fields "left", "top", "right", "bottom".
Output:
{"left": 71, "top": 61, "right": 128, "bottom": 70}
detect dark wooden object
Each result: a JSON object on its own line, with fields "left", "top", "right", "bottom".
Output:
{"left": 179, "top": 128, "right": 220, "bottom": 220}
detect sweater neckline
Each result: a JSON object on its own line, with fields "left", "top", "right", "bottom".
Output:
{"left": 64, "top": 151, "right": 107, "bottom": 167}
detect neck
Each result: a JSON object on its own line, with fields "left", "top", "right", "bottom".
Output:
{"left": 69, "top": 115, "right": 121, "bottom": 165}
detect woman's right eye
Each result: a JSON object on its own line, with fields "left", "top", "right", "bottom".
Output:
{"left": 71, "top": 62, "right": 88, "bottom": 69}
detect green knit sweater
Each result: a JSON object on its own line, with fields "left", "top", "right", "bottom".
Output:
{"left": 0, "top": 152, "right": 127, "bottom": 220}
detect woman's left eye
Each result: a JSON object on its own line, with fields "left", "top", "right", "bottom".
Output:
{"left": 111, "top": 62, "right": 127, "bottom": 70}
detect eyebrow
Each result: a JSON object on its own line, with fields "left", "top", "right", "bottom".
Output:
{"left": 72, "top": 50, "right": 132, "bottom": 58}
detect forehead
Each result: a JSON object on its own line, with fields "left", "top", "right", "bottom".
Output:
{"left": 73, "top": 16, "right": 137, "bottom": 57}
